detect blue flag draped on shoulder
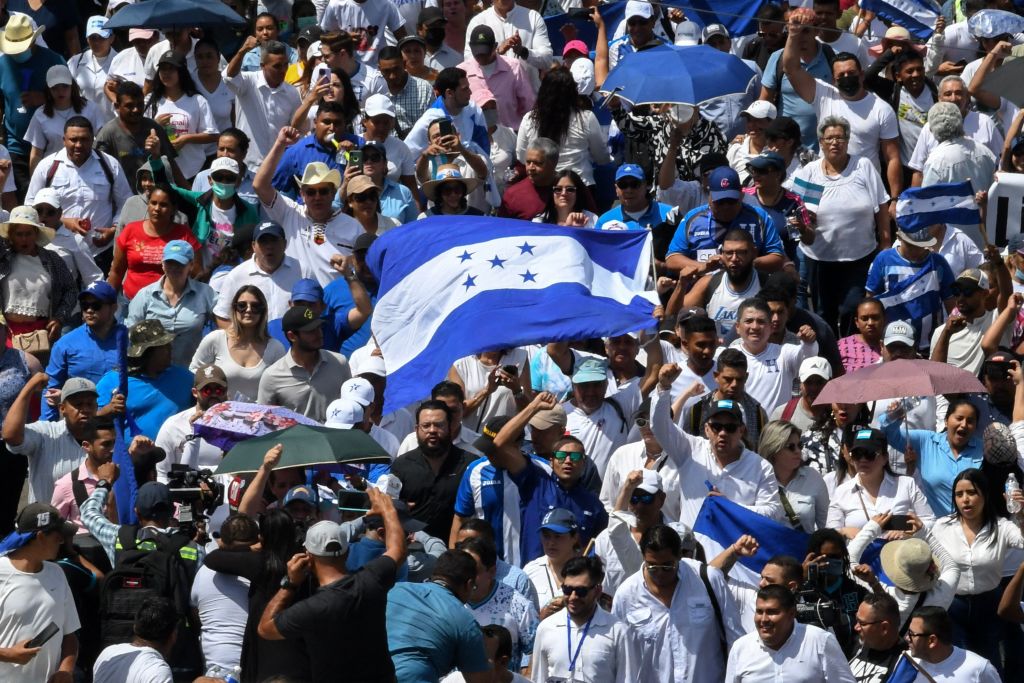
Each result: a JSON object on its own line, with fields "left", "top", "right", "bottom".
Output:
{"left": 859, "top": 0, "right": 941, "bottom": 40}
{"left": 896, "top": 181, "right": 981, "bottom": 233}
{"left": 367, "top": 216, "right": 658, "bottom": 413}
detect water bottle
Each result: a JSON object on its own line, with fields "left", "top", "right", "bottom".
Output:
{"left": 224, "top": 666, "right": 242, "bottom": 683}
{"left": 1007, "top": 474, "right": 1022, "bottom": 515}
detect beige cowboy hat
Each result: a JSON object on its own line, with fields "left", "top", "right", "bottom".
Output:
{"left": 880, "top": 537, "right": 939, "bottom": 594}
{"left": 421, "top": 164, "right": 480, "bottom": 203}
{"left": 0, "top": 15, "right": 43, "bottom": 56}
{"left": 295, "top": 161, "right": 341, "bottom": 190}
{"left": 0, "top": 206, "right": 55, "bottom": 246}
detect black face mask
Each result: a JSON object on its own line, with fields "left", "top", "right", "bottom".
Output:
{"left": 424, "top": 27, "right": 445, "bottom": 48}
{"left": 836, "top": 75, "right": 859, "bottom": 96}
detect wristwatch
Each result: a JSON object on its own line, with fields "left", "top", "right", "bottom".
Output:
{"left": 95, "top": 479, "right": 111, "bottom": 490}
{"left": 279, "top": 576, "right": 297, "bottom": 591}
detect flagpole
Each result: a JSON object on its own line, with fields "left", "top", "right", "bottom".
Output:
{"left": 968, "top": 177, "right": 991, "bottom": 248}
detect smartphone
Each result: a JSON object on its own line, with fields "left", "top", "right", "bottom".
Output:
{"left": 501, "top": 364, "right": 519, "bottom": 377}
{"left": 437, "top": 119, "right": 456, "bottom": 139}
{"left": 348, "top": 149, "right": 363, "bottom": 170}
{"left": 312, "top": 63, "right": 330, "bottom": 85}
{"left": 337, "top": 490, "right": 370, "bottom": 512}
{"left": 824, "top": 558, "right": 845, "bottom": 577}
{"left": 568, "top": 7, "right": 592, "bottom": 19}
{"left": 887, "top": 514, "right": 912, "bottom": 531}
{"left": 26, "top": 622, "right": 59, "bottom": 649}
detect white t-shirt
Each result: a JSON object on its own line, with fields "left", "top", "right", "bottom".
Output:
{"left": 910, "top": 647, "right": 1002, "bottom": 683}
{"left": 24, "top": 101, "right": 105, "bottom": 157}
{"left": 143, "top": 38, "right": 199, "bottom": 81}
{"left": 930, "top": 309, "right": 1005, "bottom": 376}
{"left": 206, "top": 202, "right": 238, "bottom": 266}
{"left": 261, "top": 193, "right": 363, "bottom": 287}
{"left": 193, "top": 74, "right": 234, "bottom": 157}
{"left": 935, "top": 225, "right": 984, "bottom": 277}
{"left": 725, "top": 338, "right": 818, "bottom": 415}
{"left": 813, "top": 80, "right": 899, "bottom": 171}
{"left": 92, "top": 643, "right": 173, "bottom": 683}
{"left": 562, "top": 386, "right": 639, "bottom": 478}
{"left": 321, "top": 0, "right": 406, "bottom": 66}
{"left": 189, "top": 564, "right": 250, "bottom": 672}
{"left": 154, "top": 93, "right": 217, "bottom": 179}
{"left": 819, "top": 31, "right": 870, "bottom": 66}
{"left": 0, "top": 557, "right": 81, "bottom": 683}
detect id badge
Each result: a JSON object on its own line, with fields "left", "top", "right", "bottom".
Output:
{"left": 697, "top": 248, "right": 717, "bottom": 262}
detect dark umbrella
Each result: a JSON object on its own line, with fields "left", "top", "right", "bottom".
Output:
{"left": 104, "top": 0, "right": 247, "bottom": 30}
{"left": 215, "top": 425, "right": 390, "bottom": 475}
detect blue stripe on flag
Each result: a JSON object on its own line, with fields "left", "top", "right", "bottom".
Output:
{"left": 859, "top": 0, "right": 940, "bottom": 40}
{"left": 886, "top": 654, "right": 922, "bottom": 683}
{"left": 793, "top": 177, "right": 825, "bottom": 206}
{"left": 896, "top": 181, "right": 981, "bottom": 233}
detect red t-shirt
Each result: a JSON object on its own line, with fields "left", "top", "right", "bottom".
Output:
{"left": 117, "top": 221, "right": 199, "bottom": 299}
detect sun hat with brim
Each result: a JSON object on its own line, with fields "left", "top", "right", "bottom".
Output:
{"left": 896, "top": 228, "right": 938, "bottom": 248}
{"left": 295, "top": 161, "right": 341, "bottom": 190}
{"left": 880, "top": 537, "right": 938, "bottom": 593}
{"left": 422, "top": 164, "right": 480, "bottom": 203}
{"left": 0, "top": 206, "right": 55, "bottom": 246}
{"left": 0, "top": 14, "right": 43, "bottom": 56}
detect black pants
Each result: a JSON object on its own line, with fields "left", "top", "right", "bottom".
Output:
{"left": 10, "top": 153, "right": 30, "bottom": 203}
{"left": 805, "top": 253, "right": 873, "bottom": 337}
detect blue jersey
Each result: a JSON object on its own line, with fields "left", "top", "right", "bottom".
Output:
{"left": 667, "top": 203, "right": 784, "bottom": 262}
{"left": 595, "top": 201, "right": 673, "bottom": 231}
{"left": 865, "top": 248, "right": 955, "bottom": 349}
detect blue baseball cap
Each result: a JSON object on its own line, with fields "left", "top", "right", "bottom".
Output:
{"left": 291, "top": 278, "right": 324, "bottom": 304}
{"left": 162, "top": 239, "right": 194, "bottom": 264}
{"left": 615, "top": 163, "right": 646, "bottom": 183}
{"left": 283, "top": 485, "right": 316, "bottom": 507}
{"left": 540, "top": 508, "right": 578, "bottom": 534}
{"left": 571, "top": 357, "right": 608, "bottom": 384}
{"left": 79, "top": 280, "right": 117, "bottom": 304}
{"left": 253, "top": 222, "right": 286, "bottom": 241}
{"left": 708, "top": 167, "right": 742, "bottom": 201}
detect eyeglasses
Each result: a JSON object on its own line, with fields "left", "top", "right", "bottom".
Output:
{"left": 905, "top": 630, "right": 932, "bottom": 640}
{"left": 820, "top": 136, "right": 848, "bottom": 144}
{"left": 644, "top": 561, "right": 677, "bottom": 573}
{"left": 351, "top": 191, "right": 379, "bottom": 203}
{"left": 552, "top": 450, "right": 584, "bottom": 463}
{"left": 80, "top": 299, "right": 106, "bottom": 312}
{"left": 553, "top": 185, "right": 577, "bottom": 195}
{"left": 562, "top": 584, "right": 595, "bottom": 597}
{"left": 849, "top": 449, "right": 878, "bottom": 461}
{"left": 631, "top": 492, "right": 656, "bottom": 505}
{"left": 234, "top": 301, "right": 265, "bottom": 314}
{"left": 855, "top": 618, "right": 883, "bottom": 627}
{"left": 616, "top": 179, "right": 642, "bottom": 190}
{"left": 302, "top": 186, "right": 334, "bottom": 197}
{"left": 199, "top": 384, "right": 226, "bottom": 397}
{"left": 707, "top": 421, "right": 740, "bottom": 434}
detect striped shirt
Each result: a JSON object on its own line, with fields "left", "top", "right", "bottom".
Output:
{"left": 7, "top": 419, "right": 85, "bottom": 504}
{"left": 865, "top": 248, "right": 955, "bottom": 350}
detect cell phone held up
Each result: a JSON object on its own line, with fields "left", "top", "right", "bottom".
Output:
{"left": 886, "top": 514, "right": 912, "bottom": 532}
{"left": 437, "top": 119, "right": 456, "bottom": 140}
{"left": 568, "top": 7, "right": 592, "bottom": 19}
{"left": 348, "top": 149, "right": 363, "bottom": 173}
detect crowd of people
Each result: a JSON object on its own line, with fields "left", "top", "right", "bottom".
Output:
{"left": 3, "top": 0, "right": 1024, "bottom": 682}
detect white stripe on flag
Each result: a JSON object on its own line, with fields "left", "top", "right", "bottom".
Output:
{"left": 896, "top": 189, "right": 974, "bottom": 217}
{"left": 794, "top": 178, "right": 824, "bottom": 206}
{"left": 879, "top": 0, "right": 939, "bottom": 24}
{"left": 373, "top": 234, "right": 656, "bottom": 374}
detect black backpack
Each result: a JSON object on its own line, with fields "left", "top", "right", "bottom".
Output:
{"left": 98, "top": 526, "right": 202, "bottom": 677}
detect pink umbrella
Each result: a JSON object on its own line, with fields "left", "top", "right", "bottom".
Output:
{"left": 813, "top": 359, "right": 986, "bottom": 406}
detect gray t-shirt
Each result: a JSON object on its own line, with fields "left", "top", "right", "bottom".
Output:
{"left": 94, "top": 116, "right": 177, "bottom": 184}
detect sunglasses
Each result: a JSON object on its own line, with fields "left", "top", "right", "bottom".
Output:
{"left": 553, "top": 185, "right": 577, "bottom": 195}
{"left": 363, "top": 154, "right": 384, "bottom": 163}
{"left": 302, "top": 186, "right": 334, "bottom": 197}
{"left": 950, "top": 285, "right": 980, "bottom": 297}
{"left": 352, "top": 191, "right": 379, "bottom": 203}
{"left": 616, "top": 179, "right": 642, "bottom": 190}
{"left": 707, "top": 421, "right": 740, "bottom": 434}
{"left": 234, "top": 302, "right": 265, "bottom": 313}
{"left": 631, "top": 492, "right": 656, "bottom": 505}
{"left": 199, "top": 384, "right": 226, "bottom": 397}
{"left": 850, "top": 449, "right": 878, "bottom": 461}
{"left": 440, "top": 184, "right": 465, "bottom": 195}
{"left": 562, "top": 584, "right": 595, "bottom": 597}
{"left": 644, "top": 561, "right": 677, "bottom": 573}
{"left": 552, "top": 450, "right": 584, "bottom": 463}
{"left": 80, "top": 299, "right": 107, "bottom": 312}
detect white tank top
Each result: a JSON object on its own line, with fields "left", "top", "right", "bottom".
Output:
{"left": 706, "top": 272, "right": 762, "bottom": 336}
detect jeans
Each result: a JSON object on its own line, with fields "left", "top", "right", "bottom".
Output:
{"left": 950, "top": 587, "right": 1005, "bottom": 675}
{"left": 805, "top": 253, "right": 873, "bottom": 337}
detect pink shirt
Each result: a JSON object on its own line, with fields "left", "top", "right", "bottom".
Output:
{"left": 51, "top": 462, "right": 98, "bottom": 533}
{"left": 838, "top": 334, "right": 882, "bottom": 373}
{"left": 459, "top": 55, "right": 536, "bottom": 130}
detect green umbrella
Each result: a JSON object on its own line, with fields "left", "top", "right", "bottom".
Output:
{"left": 215, "top": 424, "right": 390, "bottom": 475}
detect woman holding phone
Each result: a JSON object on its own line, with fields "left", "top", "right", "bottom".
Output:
{"left": 448, "top": 349, "right": 531, "bottom": 431}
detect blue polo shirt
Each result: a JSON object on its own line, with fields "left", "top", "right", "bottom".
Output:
{"left": 347, "top": 537, "right": 410, "bottom": 581}
{"left": 323, "top": 279, "right": 378, "bottom": 358}
{"left": 667, "top": 203, "right": 784, "bottom": 262}
{"left": 595, "top": 201, "right": 673, "bottom": 231}
{"left": 270, "top": 132, "right": 358, "bottom": 201}
{"left": 510, "top": 463, "right": 608, "bottom": 564}
{"left": 379, "top": 178, "right": 417, "bottom": 225}
{"left": 763, "top": 45, "right": 835, "bottom": 149}
{"left": 96, "top": 365, "right": 194, "bottom": 439}
{"left": 42, "top": 323, "right": 127, "bottom": 421}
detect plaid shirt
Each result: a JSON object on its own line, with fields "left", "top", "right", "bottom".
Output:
{"left": 389, "top": 75, "right": 434, "bottom": 138}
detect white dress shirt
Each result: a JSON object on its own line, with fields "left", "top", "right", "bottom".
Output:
{"left": 611, "top": 559, "right": 744, "bottom": 683}
{"left": 929, "top": 515, "right": 1024, "bottom": 595}
{"left": 531, "top": 607, "right": 641, "bottom": 683}
{"left": 909, "top": 647, "right": 1001, "bottom": 683}
{"left": 778, "top": 466, "right": 830, "bottom": 533}
{"left": 69, "top": 48, "right": 118, "bottom": 123}
{"left": 594, "top": 511, "right": 667, "bottom": 598}
{"left": 598, "top": 441, "right": 681, "bottom": 522}
{"left": 463, "top": 5, "right": 552, "bottom": 73}
{"left": 826, "top": 472, "right": 935, "bottom": 531}
{"left": 261, "top": 192, "right": 362, "bottom": 287}
{"left": 724, "top": 622, "right": 857, "bottom": 683}
{"left": 222, "top": 69, "right": 302, "bottom": 166}
{"left": 650, "top": 387, "right": 783, "bottom": 527}
{"left": 212, "top": 255, "right": 311, "bottom": 321}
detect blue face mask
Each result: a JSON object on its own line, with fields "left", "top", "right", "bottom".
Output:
{"left": 10, "top": 50, "right": 31, "bottom": 64}
{"left": 1016, "top": 268, "right": 1024, "bottom": 282}
{"left": 212, "top": 181, "right": 237, "bottom": 200}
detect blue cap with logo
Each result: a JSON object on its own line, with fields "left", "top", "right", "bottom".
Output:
{"left": 284, "top": 485, "right": 317, "bottom": 507}
{"left": 162, "top": 240, "right": 194, "bottom": 264}
{"left": 615, "top": 163, "right": 646, "bottom": 183}
{"left": 291, "top": 278, "right": 324, "bottom": 304}
{"left": 708, "top": 167, "right": 742, "bottom": 201}
{"left": 571, "top": 357, "right": 608, "bottom": 384}
{"left": 540, "top": 508, "right": 578, "bottom": 534}
{"left": 845, "top": 426, "right": 886, "bottom": 452}
{"left": 79, "top": 280, "right": 117, "bottom": 304}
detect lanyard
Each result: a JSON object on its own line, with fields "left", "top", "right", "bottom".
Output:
{"left": 566, "top": 610, "right": 595, "bottom": 674}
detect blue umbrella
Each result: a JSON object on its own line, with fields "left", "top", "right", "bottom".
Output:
{"left": 104, "top": 0, "right": 246, "bottom": 30}
{"left": 968, "top": 9, "right": 1024, "bottom": 39}
{"left": 599, "top": 45, "right": 756, "bottom": 106}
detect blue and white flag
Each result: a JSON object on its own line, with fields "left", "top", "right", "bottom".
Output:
{"left": 860, "top": 0, "right": 941, "bottom": 40}
{"left": 896, "top": 182, "right": 981, "bottom": 233}
{"left": 793, "top": 177, "right": 825, "bottom": 208}
{"left": 367, "top": 216, "right": 658, "bottom": 413}
{"left": 887, "top": 653, "right": 925, "bottom": 683}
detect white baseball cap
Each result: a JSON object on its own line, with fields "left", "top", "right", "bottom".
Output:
{"left": 674, "top": 21, "right": 700, "bottom": 46}
{"left": 210, "top": 157, "right": 240, "bottom": 176}
{"left": 625, "top": 0, "right": 653, "bottom": 20}
{"left": 32, "top": 188, "right": 62, "bottom": 210}
{"left": 798, "top": 356, "right": 832, "bottom": 383}
{"left": 375, "top": 473, "right": 402, "bottom": 499}
{"left": 741, "top": 100, "right": 777, "bottom": 120}
{"left": 340, "top": 377, "right": 375, "bottom": 407}
{"left": 883, "top": 321, "right": 916, "bottom": 347}
{"left": 324, "top": 398, "right": 365, "bottom": 429}
{"left": 636, "top": 469, "right": 663, "bottom": 494}
{"left": 86, "top": 16, "right": 111, "bottom": 40}
{"left": 46, "top": 65, "right": 73, "bottom": 89}
{"left": 364, "top": 93, "right": 396, "bottom": 119}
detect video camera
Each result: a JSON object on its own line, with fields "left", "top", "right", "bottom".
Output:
{"left": 166, "top": 465, "right": 224, "bottom": 538}
{"left": 795, "top": 561, "right": 841, "bottom": 630}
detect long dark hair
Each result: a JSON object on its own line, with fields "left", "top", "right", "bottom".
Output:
{"left": 257, "top": 508, "right": 301, "bottom": 592}
{"left": 541, "top": 169, "right": 589, "bottom": 224}
{"left": 44, "top": 79, "right": 86, "bottom": 117}
{"left": 528, "top": 67, "right": 582, "bottom": 145}
{"left": 951, "top": 468, "right": 1000, "bottom": 530}
{"left": 327, "top": 68, "right": 360, "bottom": 127}
{"left": 146, "top": 56, "right": 200, "bottom": 115}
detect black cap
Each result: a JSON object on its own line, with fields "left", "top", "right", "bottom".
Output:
{"left": 157, "top": 50, "right": 186, "bottom": 69}
{"left": 469, "top": 25, "right": 497, "bottom": 46}
{"left": 16, "top": 502, "right": 77, "bottom": 536}
{"left": 698, "top": 152, "right": 729, "bottom": 176}
{"left": 704, "top": 399, "right": 743, "bottom": 422}
{"left": 362, "top": 141, "right": 387, "bottom": 159}
{"left": 282, "top": 306, "right": 324, "bottom": 333}
{"left": 253, "top": 222, "right": 286, "bottom": 242}
{"left": 472, "top": 416, "right": 512, "bottom": 455}
{"left": 418, "top": 7, "right": 446, "bottom": 26}
{"left": 353, "top": 232, "right": 377, "bottom": 253}
{"left": 765, "top": 116, "right": 801, "bottom": 142}
{"left": 297, "top": 25, "right": 323, "bottom": 45}
{"left": 398, "top": 35, "right": 427, "bottom": 50}
{"left": 844, "top": 426, "right": 887, "bottom": 453}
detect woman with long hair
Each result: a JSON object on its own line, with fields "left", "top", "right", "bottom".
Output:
{"left": 930, "top": 468, "right": 1024, "bottom": 673}
{"left": 758, "top": 420, "right": 828, "bottom": 533}
{"left": 341, "top": 174, "right": 400, "bottom": 235}
{"left": 190, "top": 285, "right": 286, "bottom": 402}
{"left": 802, "top": 402, "right": 872, "bottom": 481}
{"left": 192, "top": 38, "right": 233, "bottom": 162}
{"left": 292, "top": 65, "right": 361, "bottom": 134}
{"left": 147, "top": 50, "right": 218, "bottom": 181}
{"left": 538, "top": 169, "right": 597, "bottom": 227}
{"left": 26, "top": 65, "right": 104, "bottom": 171}
{"left": 516, "top": 67, "right": 609, "bottom": 192}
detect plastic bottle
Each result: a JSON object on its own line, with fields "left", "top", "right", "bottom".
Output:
{"left": 1007, "top": 473, "right": 1022, "bottom": 514}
